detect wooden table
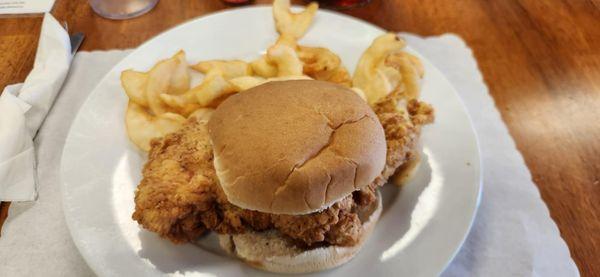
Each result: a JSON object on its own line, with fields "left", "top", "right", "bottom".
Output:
{"left": 1, "top": 0, "right": 598, "bottom": 275}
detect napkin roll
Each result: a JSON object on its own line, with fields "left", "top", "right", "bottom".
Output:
{"left": 0, "top": 13, "right": 72, "bottom": 201}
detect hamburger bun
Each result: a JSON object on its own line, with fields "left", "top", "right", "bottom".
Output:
{"left": 208, "top": 80, "right": 386, "bottom": 215}
{"left": 218, "top": 190, "right": 382, "bottom": 274}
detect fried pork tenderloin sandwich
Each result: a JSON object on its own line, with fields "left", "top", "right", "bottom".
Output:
{"left": 133, "top": 80, "right": 434, "bottom": 273}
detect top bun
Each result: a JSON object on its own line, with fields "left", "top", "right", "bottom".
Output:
{"left": 208, "top": 80, "right": 386, "bottom": 215}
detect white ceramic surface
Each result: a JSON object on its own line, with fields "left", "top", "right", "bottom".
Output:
{"left": 60, "top": 6, "right": 482, "bottom": 277}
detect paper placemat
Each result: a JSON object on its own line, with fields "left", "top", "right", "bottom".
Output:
{"left": 0, "top": 34, "right": 578, "bottom": 276}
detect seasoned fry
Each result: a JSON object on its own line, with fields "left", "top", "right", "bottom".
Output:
{"left": 159, "top": 92, "right": 194, "bottom": 109}
{"left": 353, "top": 33, "right": 406, "bottom": 104}
{"left": 250, "top": 56, "right": 278, "bottom": 78}
{"left": 146, "top": 57, "right": 178, "bottom": 115}
{"left": 229, "top": 75, "right": 312, "bottom": 91}
{"left": 192, "top": 60, "right": 252, "bottom": 80}
{"left": 350, "top": 87, "right": 367, "bottom": 101}
{"left": 267, "top": 44, "right": 304, "bottom": 77}
{"left": 159, "top": 92, "right": 200, "bottom": 117}
{"left": 191, "top": 72, "right": 238, "bottom": 107}
{"left": 125, "top": 102, "right": 185, "bottom": 151}
{"left": 187, "top": 108, "right": 215, "bottom": 123}
{"left": 273, "top": 0, "right": 318, "bottom": 39}
{"left": 275, "top": 33, "right": 298, "bottom": 49}
{"left": 385, "top": 52, "right": 420, "bottom": 100}
{"left": 229, "top": 76, "right": 267, "bottom": 91}
{"left": 121, "top": 70, "right": 148, "bottom": 106}
{"left": 169, "top": 50, "right": 190, "bottom": 94}
{"left": 297, "top": 46, "right": 340, "bottom": 74}
{"left": 323, "top": 67, "right": 352, "bottom": 87}
{"left": 297, "top": 45, "right": 351, "bottom": 86}
{"left": 404, "top": 52, "right": 424, "bottom": 78}
{"left": 377, "top": 66, "right": 401, "bottom": 92}
{"left": 267, "top": 75, "right": 312, "bottom": 82}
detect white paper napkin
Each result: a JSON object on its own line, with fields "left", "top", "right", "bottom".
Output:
{"left": 0, "top": 13, "right": 72, "bottom": 201}
{"left": 0, "top": 35, "right": 579, "bottom": 276}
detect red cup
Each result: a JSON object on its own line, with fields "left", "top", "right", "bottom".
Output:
{"left": 312, "top": 0, "right": 371, "bottom": 10}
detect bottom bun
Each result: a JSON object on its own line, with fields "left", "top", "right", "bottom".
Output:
{"left": 218, "top": 191, "right": 382, "bottom": 274}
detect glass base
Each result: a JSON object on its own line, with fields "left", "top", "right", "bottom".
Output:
{"left": 89, "top": 0, "right": 159, "bottom": 20}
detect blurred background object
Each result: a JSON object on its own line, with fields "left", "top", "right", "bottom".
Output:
{"left": 89, "top": 0, "right": 158, "bottom": 20}
{"left": 221, "top": 0, "right": 253, "bottom": 5}
{"left": 311, "top": 0, "right": 370, "bottom": 10}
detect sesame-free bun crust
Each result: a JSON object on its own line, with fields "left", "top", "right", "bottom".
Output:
{"left": 218, "top": 191, "right": 382, "bottom": 274}
{"left": 208, "top": 80, "right": 386, "bottom": 215}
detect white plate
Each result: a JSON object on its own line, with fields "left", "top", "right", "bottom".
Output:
{"left": 61, "top": 6, "right": 481, "bottom": 277}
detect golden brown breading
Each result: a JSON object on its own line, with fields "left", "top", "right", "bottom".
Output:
{"left": 272, "top": 195, "right": 359, "bottom": 246}
{"left": 132, "top": 120, "right": 216, "bottom": 243}
{"left": 372, "top": 91, "right": 434, "bottom": 187}
{"left": 297, "top": 45, "right": 352, "bottom": 87}
{"left": 132, "top": 96, "right": 433, "bottom": 246}
{"left": 133, "top": 118, "right": 368, "bottom": 246}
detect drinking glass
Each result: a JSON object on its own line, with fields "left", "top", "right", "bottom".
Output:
{"left": 89, "top": 0, "right": 159, "bottom": 20}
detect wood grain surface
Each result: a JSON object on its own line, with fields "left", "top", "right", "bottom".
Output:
{"left": 0, "top": 0, "right": 598, "bottom": 275}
